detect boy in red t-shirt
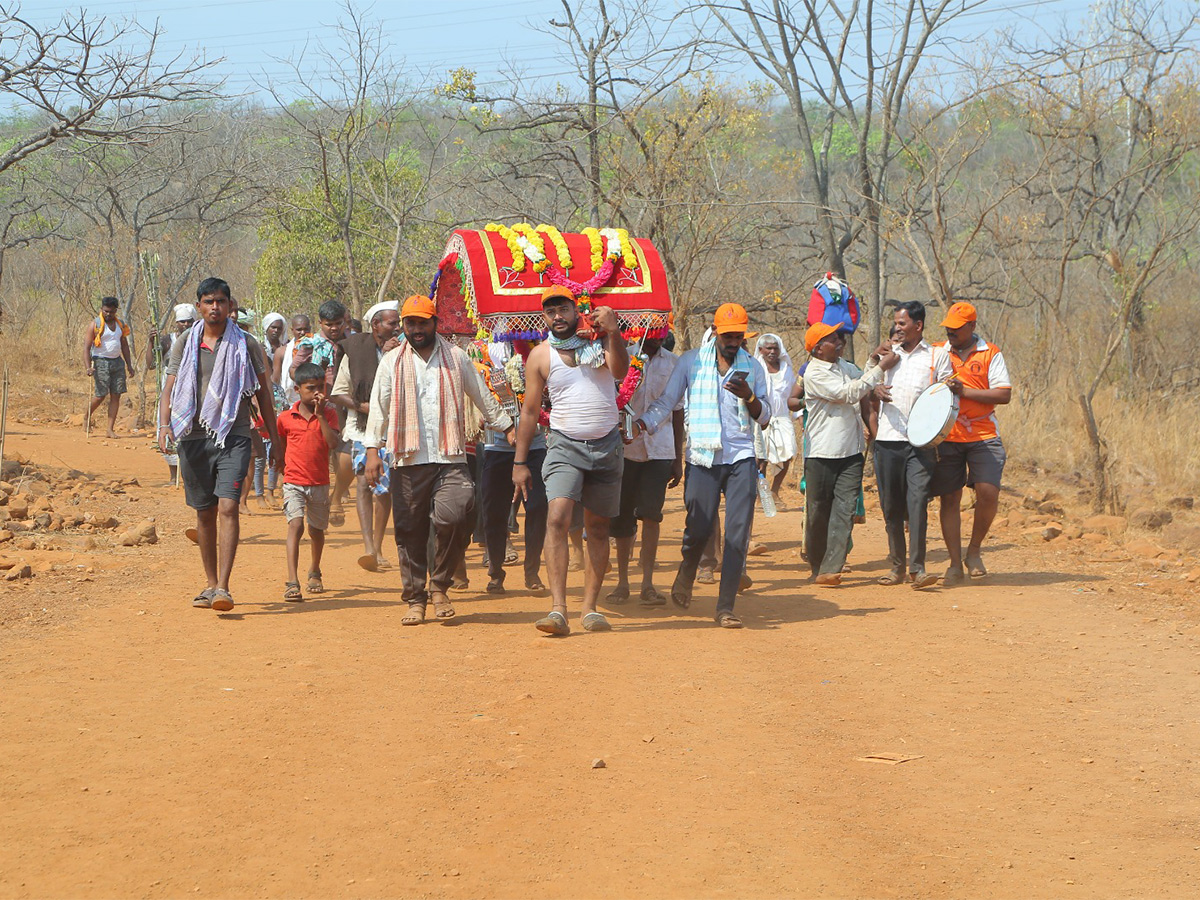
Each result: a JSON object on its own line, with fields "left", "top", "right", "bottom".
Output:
{"left": 277, "top": 362, "right": 341, "bottom": 600}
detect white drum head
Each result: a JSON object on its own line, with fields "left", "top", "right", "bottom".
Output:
{"left": 907, "top": 382, "right": 957, "bottom": 448}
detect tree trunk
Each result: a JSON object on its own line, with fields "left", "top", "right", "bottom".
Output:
{"left": 1078, "top": 391, "right": 1115, "bottom": 513}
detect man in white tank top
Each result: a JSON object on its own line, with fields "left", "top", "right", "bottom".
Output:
{"left": 514, "top": 286, "right": 629, "bottom": 635}
{"left": 83, "top": 296, "right": 135, "bottom": 438}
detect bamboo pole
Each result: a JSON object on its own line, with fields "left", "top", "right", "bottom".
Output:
{"left": 0, "top": 366, "right": 9, "bottom": 476}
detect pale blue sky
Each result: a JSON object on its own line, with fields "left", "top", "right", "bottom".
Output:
{"left": 9, "top": 0, "right": 1192, "bottom": 106}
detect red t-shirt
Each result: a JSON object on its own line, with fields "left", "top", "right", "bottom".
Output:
{"left": 277, "top": 402, "right": 339, "bottom": 486}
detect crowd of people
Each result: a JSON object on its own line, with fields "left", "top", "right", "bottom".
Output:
{"left": 104, "top": 275, "right": 1013, "bottom": 631}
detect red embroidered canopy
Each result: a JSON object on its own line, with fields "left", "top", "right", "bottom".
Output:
{"left": 432, "top": 227, "right": 672, "bottom": 339}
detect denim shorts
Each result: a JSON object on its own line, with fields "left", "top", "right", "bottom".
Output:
{"left": 177, "top": 434, "right": 252, "bottom": 510}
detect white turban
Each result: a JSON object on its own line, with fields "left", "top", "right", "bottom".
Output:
{"left": 261, "top": 311, "right": 285, "bottom": 334}
{"left": 174, "top": 303, "right": 198, "bottom": 323}
{"left": 365, "top": 300, "right": 399, "bottom": 326}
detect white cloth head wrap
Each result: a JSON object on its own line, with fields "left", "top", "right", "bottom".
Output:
{"left": 174, "top": 303, "right": 198, "bottom": 323}
{"left": 365, "top": 300, "right": 399, "bottom": 326}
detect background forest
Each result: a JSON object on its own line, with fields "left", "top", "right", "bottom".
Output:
{"left": 1, "top": 0, "right": 1197, "bottom": 511}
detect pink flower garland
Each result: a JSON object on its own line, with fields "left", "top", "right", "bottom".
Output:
{"left": 546, "top": 257, "right": 615, "bottom": 297}
{"left": 616, "top": 365, "right": 642, "bottom": 411}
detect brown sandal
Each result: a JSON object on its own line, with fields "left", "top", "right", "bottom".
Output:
{"left": 401, "top": 602, "right": 426, "bottom": 625}
{"left": 431, "top": 591, "right": 455, "bottom": 620}
{"left": 284, "top": 581, "right": 303, "bottom": 602}
{"left": 306, "top": 571, "right": 324, "bottom": 594}
{"left": 877, "top": 570, "right": 904, "bottom": 586}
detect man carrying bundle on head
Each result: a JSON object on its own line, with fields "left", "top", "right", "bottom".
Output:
{"left": 802, "top": 322, "right": 898, "bottom": 587}
{"left": 632, "top": 303, "right": 771, "bottom": 629}
{"left": 873, "top": 301, "right": 953, "bottom": 590}
{"left": 364, "top": 295, "right": 514, "bottom": 626}
{"left": 159, "top": 277, "right": 281, "bottom": 612}
{"left": 514, "top": 286, "right": 629, "bottom": 636}
{"left": 932, "top": 302, "right": 1013, "bottom": 585}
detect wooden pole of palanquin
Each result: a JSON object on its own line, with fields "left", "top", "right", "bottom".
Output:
{"left": 142, "top": 252, "right": 162, "bottom": 434}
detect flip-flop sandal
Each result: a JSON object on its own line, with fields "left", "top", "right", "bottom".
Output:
{"left": 486, "top": 578, "right": 507, "bottom": 594}
{"left": 605, "top": 586, "right": 631, "bottom": 605}
{"left": 307, "top": 571, "right": 325, "bottom": 594}
{"left": 192, "top": 588, "right": 214, "bottom": 609}
{"left": 283, "top": 581, "right": 304, "bottom": 602}
{"left": 815, "top": 573, "right": 842, "bottom": 586}
{"left": 715, "top": 612, "right": 743, "bottom": 629}
{"left": 431, "top": 592, "right": 455, "bottom": 620}
{"left": 639, "top": 587, "right": 667, "bottom": 607}
{"left": 328, "top": 509, "right": 345, "bottom": 527}
{"left": 943, "top": 568, "right": 966, "bottom": 586}
{"left": 670, "top": 588, "right": 692, "bottom": 610}
{"left": 966, "top": 555, "right": 988, "bottom": 578}
{"left": 526, "top": 579, "right": 546, "bottom": 592}
{"left": 401, "top": 602, "right": 426, "bottom": 625}
{"left": 911, "top": 572, "right": 939, "bottom": 590}
{"left": 582, "top": 612, "right": 612, "bottom": 632}
{"left": 747, "top": 542, "right": 768, "bottom": 556}
{"left": 535, "top": 610, "right": 570, "bottom": 636}
{"left": 357, "top": 554, "right": 379, "bottom": 572}
{"left": 185, "top": 527, "right": 199, "bottom": 545}
{"left": 210, "top": 589, "right": 234, "bottom": 612}
{"left": 878, "top": 571, "right": 905, "bottom": 586}
{"left": 504, "top": 544, "right": 519, "bottom": 564}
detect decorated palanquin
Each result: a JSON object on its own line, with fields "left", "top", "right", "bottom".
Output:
{"left": 430, "top": 224, "right": 672, "bottom": 341}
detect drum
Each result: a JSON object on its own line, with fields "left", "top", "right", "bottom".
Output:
{"left": 907, "top": 381, "right": 959, "bottom": 448}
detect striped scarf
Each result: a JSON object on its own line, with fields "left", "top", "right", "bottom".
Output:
{"left": 169, "top": 320, "right": 258, "bottom": 448}
{"left": 388, "top": 335, "right": 465, "bottom": 460}
{"left": 686, "top": 338, "right": 753, "bottom": 467}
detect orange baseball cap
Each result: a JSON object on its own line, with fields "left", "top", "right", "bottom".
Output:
{"left": 541, "top": 285, "right": 576, "bottom": 306}
{"left": 940, "top": 301, "right": 977, "bottom": 329}
{"left": 713, "top": 303, "right": 750, "bottom": 334}
{"left": 401, "top": 295, "right": 436, "bottom": 319}
{"left": 805, "top": 322, "right": 841, "bottom": 353}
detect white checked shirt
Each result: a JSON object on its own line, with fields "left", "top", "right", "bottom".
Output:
{"left": 363, "top": 342, "right": 511, "bottom": 467}
{"left": 876, "top": 340, "right": 954, "bottom": 442}
{"left": 623, "top": 347, "right": 682, "bottom": 462}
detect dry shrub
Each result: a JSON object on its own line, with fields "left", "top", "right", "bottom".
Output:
{"left": 1006, "top": 379, "right": 1200, "bottom": 507}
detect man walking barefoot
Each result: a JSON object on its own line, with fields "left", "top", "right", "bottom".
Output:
{"left": 84, "top": 296, "right": 136, "bottom": 438}
{"left": 159, "top": 277, "right": 281, "bottom": 612}
{"left": 514, "top": 287, "right": 629, "bottom": 636}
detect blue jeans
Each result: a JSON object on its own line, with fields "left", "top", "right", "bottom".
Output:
{"left": 676, "top": 457, "right": 757, "bottom": 615}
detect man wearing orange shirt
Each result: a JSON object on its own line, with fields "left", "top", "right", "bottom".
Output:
{"left": 932, "top": 303, "right": 1013, "bottom": 585}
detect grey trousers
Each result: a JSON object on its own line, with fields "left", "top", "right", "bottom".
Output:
{"left": 874, "top": 440, "right": 936, "bottom": 574}
{"left": 391, "top": 463, "right": 475, "bottom": 603}
{"left": 804, "top": 454, "right": 863, "bottom": 577}
{"left": 676, "top": 458, "right": 757, "bottom": 615}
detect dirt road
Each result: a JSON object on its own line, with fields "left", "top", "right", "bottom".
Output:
{"left": 2, "top": 423, "right": 1199, "bottom": 898}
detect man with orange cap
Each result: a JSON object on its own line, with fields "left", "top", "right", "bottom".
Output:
{"left": 932, "top": 302, "right": 1012, "bottom": 585}
{"left": 514, "top": 286, "right": 629, "bottom": 636}
{"left": 363, "top": 295, "right": 514, "bottom": 625}
{"left": 802, "top": 322, "right": 898, "bottom": 585}
{"left": 633, "top": 303, "right": 771, "bottom": 628}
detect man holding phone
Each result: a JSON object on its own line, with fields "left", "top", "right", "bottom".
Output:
{"left": 634, "top": 303, "right": 771, "bottom": 628}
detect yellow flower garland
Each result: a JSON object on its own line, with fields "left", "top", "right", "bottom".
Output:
{"left": 582, "top": 227, "right": 603, "bottom": 272}
{"left": 512, "top": 223, "right": 548, "bottom": 273}
{"left": 616, "top": 228, "right": 638, "bottom": 269}
{"left": 536, "top": 224, "right": 572, "bottom": 269}
{"left": 485, "top": 222, "right": 525, "bottom": 271}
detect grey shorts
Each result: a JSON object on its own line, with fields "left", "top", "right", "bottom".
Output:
{"left": 542, "top": 428, "right": 624, "bottom": 518}
{"left": 282, "top": 483, "right": 331, "bottom": 530}
{"left": 933, "top": 437, "right": 1007, "bottom": 494}
{"left": 177, "top": 434, "right": 252, "bottom": 510}
{"left": 92, "top": 357, "right": 126, "bottom": 398}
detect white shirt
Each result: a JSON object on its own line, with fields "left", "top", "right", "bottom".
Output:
{"left": 802, "top": 357, "right": 884, "bottom": 459}
{"left": 363, "top": 342, "right": 512, "bottom": 467}
{"left": 624, "top": 347, "right": 682, "bottom": 463}
{"left": 641, "top": 347, "right": 772, "bottom": 467}
{"left": 92, "top": 322, "right": 123, "bottom": 359}
{"left": 876, "top": 340, "right": 954, "bottom": 442}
